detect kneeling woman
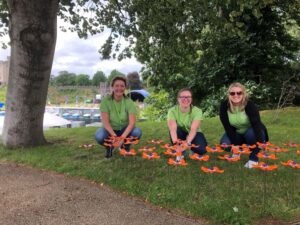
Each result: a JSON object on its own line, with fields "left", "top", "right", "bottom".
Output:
{"left": 95, "top": 76, "right": 142, "bottom": 158}
{"left": 167, "top": 88, "right": 208, "bottom": 158}
{"left": 219, "top": 82, "right": 269, "bottom": 168}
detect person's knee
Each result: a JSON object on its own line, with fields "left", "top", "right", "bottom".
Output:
{"left": 131, "top": 127, "right": 142, "bottom": 139}
{"left": 95, "top": 128, "right": 107, "bottom": 145}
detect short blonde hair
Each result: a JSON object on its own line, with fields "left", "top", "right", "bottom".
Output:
{"left": 227, "top": 82, "right": 249, "bottom": 112}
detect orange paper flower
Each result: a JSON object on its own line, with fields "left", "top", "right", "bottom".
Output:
{"left": 138, "top": 146, "right": 156, "bottom": 152}
{"left": 206, "top": 146, "right": 224, "bottom": 153}
{"left": 119, "top": 149, "right": 136, "bottom": 156}
{"left": 231, "top": 146, "right": 251, "bottom": 154}
{"left": 257, "top": 142, "right": 274, "bottom": 150}
{"left": 218, "top": 154, "right": 240, "bottom": 162}
{"left": 163, "top": 149, "right": 178, "bottom": 157}
{"left": 218, "top": 143, "right": 232, "bottom": 149}
{"left": 201, "top": 166, "right": 224, "bottom": 173}
{"left": 167, "top": 158, "right": 188, "bottom": 166}
{"left": 79, "top": 144, "right": 95, "bottom": 148}
{"left": 281, "top": 160, "right": 300, "bottom": 169}
{"left": 147, "top": 139, "right": 164, "bottom": 144}
{"left": 240, "top": 144, "right": 256, "bottom": 149}
{"left": 189, "top": 154, "right": 210, "bottom": 161}
{"left": 283, "top": 142, "right": 300, "bottom": 147}
{"left": 123, "top": 136, "right": 139, "bottom": 145}
{"left": 142, "top": 152, "right": 160, "bottom": 159}
{"left": 257, "top": 152, "right": 277, "bottom": 160}
{"left": 297, "top": 150, "right": 300, "bottom": 155}
{"left": 266, "top": 147, "right": 288, "bottom": 153}
{"left": 252, "top": 162, "right": 278, "bottom": 171}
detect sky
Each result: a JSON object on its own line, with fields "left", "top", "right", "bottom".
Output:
{"left": 0, "top": 20, "right": 143, "bottom": 77}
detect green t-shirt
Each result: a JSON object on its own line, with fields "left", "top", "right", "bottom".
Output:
{"left": 167, "top": 105, "right": 203, "bottom": 132}
{"left": 100, "top": 95, "right": 137, "bottom": 130}
{"left": 227, "top": 108, "right": 251, "bottom": 134}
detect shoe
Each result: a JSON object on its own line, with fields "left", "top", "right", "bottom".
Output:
{"left": 105, "top": 148, "right": 113, "bottom": 158}
{"left": 231, "top": 153, "right": 240, "bottom": 158}
{"left": 176, "top": 155, "right": 184, "bottom": 162}
{"left": 244, "top": 160, "right": 258, "bottom": 168}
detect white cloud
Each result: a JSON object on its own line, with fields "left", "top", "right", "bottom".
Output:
{"left": 0, "top": 19, "right": 143, "bottom": 77}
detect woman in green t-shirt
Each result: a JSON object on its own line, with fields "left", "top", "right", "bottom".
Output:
{"left": 95, "top": 76, "right": 142, "bottom": 158}
{"left": 167, "top": 88, "right": 208, "bottom": 158}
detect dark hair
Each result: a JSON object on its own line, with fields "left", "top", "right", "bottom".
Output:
{"left": 111, "top": 76, "right": 127, "bottom": 87}
{"left": 111, "top": 76, "right": 127, "bottom": 99}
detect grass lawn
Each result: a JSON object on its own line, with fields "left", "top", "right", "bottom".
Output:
{"left": 0, "top": 107, "right": 299, "bottom": 225}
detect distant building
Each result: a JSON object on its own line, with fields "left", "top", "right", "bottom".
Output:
{"left": 0, "top": 56, "right": 10, "bottom": 85}
{"left": 99, "top": 82, "right": 111, "bottom": 97}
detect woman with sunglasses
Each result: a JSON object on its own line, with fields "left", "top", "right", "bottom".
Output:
{"left": 95, "top": 76, "right": 142, "bottom": 158}
{"left": 219, "top": 82, "right": 269, "bottom": 168}
{"left": 167, "top": 88, "right": 208, "bottom": 159}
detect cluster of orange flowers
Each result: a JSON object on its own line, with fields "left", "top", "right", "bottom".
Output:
{"left": 80, "top": 139, "right": 300, "bottom": 173}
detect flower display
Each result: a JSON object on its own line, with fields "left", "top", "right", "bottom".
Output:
{"left": 79, "top": 144, "right": 95, "bottom": 148}
{"left": 218, "top": 154, "right": 240, "bottom": 162}
{"left": 163, "top": 149, "right": 178, "bottom": 157}
{"left": 252, "top": 162, "right": 278, "bottom": 171}
{"left": 266, "top": 147, "right": 288, "bottom": 153}
{"left": 257, "top": 152, "right": 277, "bottom": 160}
{"left": 119, "top": 149, "right": 136, "bottom": 156}
{"left": 147, "top": 139, "right": 164, "bottom": 144}
{"left": 231, "top": 146, "right": 251, "bottom": 154}
{"left": 138, "top": 146, "right": 156, "bottom": 152}
{"left": 257, "top": 142, "right": 275, "bottom": 150}
{"left": 189, "top": 153, "right": 209, "bottom": 161}
{"left": 142, "top": 152, "right": 160, "bottom": 159}
{"left": 167, "top": 158, "right": 188, "bottom": 166}
{"left": 201, "top": 166, "right": 224, "bottom": 173}
{"left": 281, "top": 160, "right": 300, "bottom": 169}
{"left": 283, "top": 142, "right": 300, "bottom": 147}
{"left": 217, "top": 143, "right": 232, "bottom": 149}
{"left": 123, "top": 136, "right": 139, "bottom": 145}
{"left": 206, "top": 146, "right": 224, "bottom": 153}
{"left": 104, "top": 136, "right": 124, "bottom": 148}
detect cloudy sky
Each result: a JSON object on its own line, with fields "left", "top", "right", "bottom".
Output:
{"left": 0, "top": 20, "right": 143, "bottom": 77}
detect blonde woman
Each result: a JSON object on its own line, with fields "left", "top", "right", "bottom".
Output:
{"left": 219, "top": 82, "right": 269, "bottom": 168}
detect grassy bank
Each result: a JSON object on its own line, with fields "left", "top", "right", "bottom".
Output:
{"left": 0, "top": 107, "right": 299, "bottom": 225}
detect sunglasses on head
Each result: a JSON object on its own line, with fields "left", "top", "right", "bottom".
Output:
{"left": 229, "top": 91, "right": 243, "bottom": 96}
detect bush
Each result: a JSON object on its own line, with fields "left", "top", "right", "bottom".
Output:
{"left": 142, "top": 90, "right": 174, "bottom": 121}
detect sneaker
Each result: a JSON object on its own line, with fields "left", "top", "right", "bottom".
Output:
{"left": 231, "top": 153, "right": 240, "bottom": 158}
{"left": 244, "top": 160, "right": 258, "bottom": 168}
{"left": 176, "top": 155, "right": 184, "bottom": 162}
{"left": 105, "top": 148, "right": 113, "bottom": 158}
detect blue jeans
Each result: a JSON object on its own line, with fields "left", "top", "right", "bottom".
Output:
{"left": 220, "top": 127, "right": 266, "bottom": 162}
{"left": 170, "top": 127, "right": 207, "bottom": 155}
{"left": 95, "top": 126, "right": 142, "bottom": 151}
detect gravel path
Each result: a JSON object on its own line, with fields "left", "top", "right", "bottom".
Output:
{"left": 0, "top": 162, "right": 206, "bottom": 225}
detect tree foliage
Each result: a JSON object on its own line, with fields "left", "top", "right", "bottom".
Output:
{"left": 92, "top": 70, "right": 107, "bottom": 86}
{"left": 127, "top": 71, "right": 142, "bottom": 90}
{"left": 76, "top": 74, "right": 91, "bottom": 86}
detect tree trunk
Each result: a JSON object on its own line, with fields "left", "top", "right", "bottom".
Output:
{"left": 2, "top": 0, "right": 59, "bottom": 147}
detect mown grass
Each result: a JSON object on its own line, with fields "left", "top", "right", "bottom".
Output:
{"left": 0, "top": 107, "right": 299, "bottom": 225}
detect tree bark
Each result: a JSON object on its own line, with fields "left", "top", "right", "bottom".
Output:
{"left": 3, "top": 0, "right": 59, "bottom": 147}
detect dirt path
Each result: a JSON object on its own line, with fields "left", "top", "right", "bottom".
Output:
{"left": 0, "top": 162, "right": 206, "bottom": 225}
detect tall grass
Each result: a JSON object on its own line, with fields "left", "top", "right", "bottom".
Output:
{"left": 0, "top": 107, "right": 299, "bottom": 225}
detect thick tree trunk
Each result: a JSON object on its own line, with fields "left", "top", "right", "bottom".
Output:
{"left": 3, "top": 0, "right": 59, "bottom": 147}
